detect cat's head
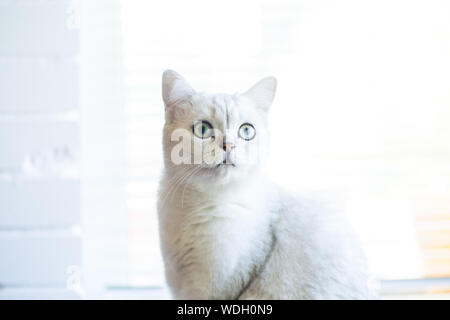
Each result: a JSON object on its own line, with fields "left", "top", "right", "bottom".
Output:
{"left": 161, "top": 70, "right": 276, "bottom": 187}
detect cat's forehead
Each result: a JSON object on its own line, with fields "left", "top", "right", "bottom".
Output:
{"left": 190, "top": 92, "right": 259, "bottom": 124}
{"left": 191, "top": 93, "right": 234, "bottom": 117}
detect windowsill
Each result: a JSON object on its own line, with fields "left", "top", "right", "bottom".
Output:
{"left": 380, "top": 277, "right": 450, "bottom": 299}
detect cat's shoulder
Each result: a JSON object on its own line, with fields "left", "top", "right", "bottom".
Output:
{"left": 269, "top": 185, "right": 354, "bottom": 239}
{"left": 271, "top": 185, "right": 343, "bottom": 217}
{"left": 269, "top": 185, "right": 367, "bottom": 272}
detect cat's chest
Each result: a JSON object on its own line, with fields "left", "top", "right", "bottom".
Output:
{"left": 175, "top": 201, "right": 270, "bottom": 259}
{"left": 159, "top": 191, "right": 275, "bottom": 299}
{"left": 176, "top": 203, "right": 271, "bottom": 286}
{"left": 183, "top": 202, "right": 261, "bottom": 241}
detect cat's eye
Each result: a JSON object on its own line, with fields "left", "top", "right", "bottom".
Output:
{"left": 238, "top": 123, "right": 256, "bottom": 141}
{"left": 193, "top": 121, "right": 213, "bottom": 139}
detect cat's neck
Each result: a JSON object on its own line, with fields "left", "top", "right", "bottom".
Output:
{"left": 161, "top": 169, "right": 271, "bottom": 214}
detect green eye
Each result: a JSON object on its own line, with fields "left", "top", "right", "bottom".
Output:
{"left": 193, "top": 121, "right": 213, "bottom": 139}
{"left": 238, "top": 123, "right": 256, "bottom": 140}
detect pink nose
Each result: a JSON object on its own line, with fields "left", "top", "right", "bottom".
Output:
{"left": 223, "top": 143, "right": 235, "bottom": 153}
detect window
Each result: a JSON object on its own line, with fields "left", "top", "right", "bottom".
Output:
{"left": 115, "top": 0, "right": 450, "bottom": 298}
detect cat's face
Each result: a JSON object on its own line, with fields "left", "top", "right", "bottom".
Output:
{"left": 161, "top": 70, "right": 276, "bottom": 186}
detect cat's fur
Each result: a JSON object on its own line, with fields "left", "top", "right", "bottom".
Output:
{"left": 157, "top": 70, "right": 375, "bottom": 299}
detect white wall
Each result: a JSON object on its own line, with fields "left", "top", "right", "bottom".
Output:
{"left": 79, "top": 0, "right": 129, "bottom": 297}
{"left": 0, "top": 0, "right": 81, "bottom": 299}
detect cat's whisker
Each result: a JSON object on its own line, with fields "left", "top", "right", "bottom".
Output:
{"left": 166, "top": 168, "right": 196, "bottom": 205}
{"left": 161, "top": 171, "right": 193, "bottom": 205}
{"left": 160, "top": 167, "right": 192, "bottom": 205}
{"left": 161, "top": 165, "right": 202, "bottom": 206}
{"left": 180, "top": 166, "right": 203, "bottom": 208}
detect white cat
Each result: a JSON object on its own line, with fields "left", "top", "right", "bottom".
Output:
{"left": 157, "top": 70, "right": 376, "bottom": 299}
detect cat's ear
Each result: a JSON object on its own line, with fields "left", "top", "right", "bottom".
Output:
{"left": 243, "top": 76, "right": 277, "bottom": 112}
{"left": 162, "top": 70, "right": 195, "bottom": 108}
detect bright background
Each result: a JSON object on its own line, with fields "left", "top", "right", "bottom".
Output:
{"left": 0, "top": 0, "right": 449, "bottom": 299}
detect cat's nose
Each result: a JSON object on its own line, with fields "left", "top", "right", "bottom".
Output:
{"left": 223, "top": 142, "right": 235, "bottom": 153}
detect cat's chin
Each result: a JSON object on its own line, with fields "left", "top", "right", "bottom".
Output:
{"left": 182, "top": 162, "right": 240, "bottom": 183}
{"left": 215, "top": 163, "right": 236, "bottom": 169}
{"left": 202, "top": 162, "right": 260, "bottom": 184}
{"left": 203, "top": 163, "right": 238, "bottom": 177}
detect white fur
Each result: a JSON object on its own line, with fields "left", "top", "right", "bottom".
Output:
{"left": 158, "top": 70, "right": 375, "bottom": 299}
